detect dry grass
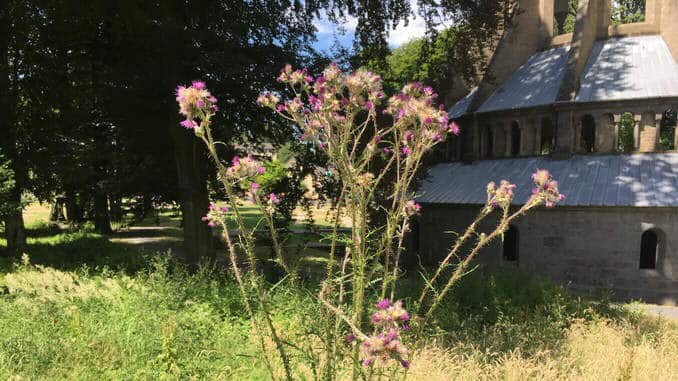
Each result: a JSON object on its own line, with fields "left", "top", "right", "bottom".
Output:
{"left": 406, "top": 318, "right": 678, "bottom": 381}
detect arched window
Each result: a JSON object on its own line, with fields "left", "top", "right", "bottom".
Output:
{"left": 581, "top": 114, "right": 596, "bottom": 153}
{"left": 660, "top": 109, "right": 677, "bottom": 151}
{"left": 503, "top": 225, "right": 519, "bottom": 262}
{"left": 553, "top": 0, "right": 576, "bottom": 35}
{"left": 618, "top": 112, "right": 635, "bottom": 153}
{"left": 540, "top": 117, "right": 554, "bottom": 154}
{"left": 485, "top": 126, "right": 494, "bottom": 158}
{"left": 510, "top": 121, "right": 521, "bottom": 157}
{"left": 639, "top": 230, "right": 658, "bottom": 269}
{"left": 611, "top": 0, "right": 646, "bottom": 25}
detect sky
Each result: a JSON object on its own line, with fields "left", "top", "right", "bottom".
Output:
{"left": 312, "top": 0, "right": 429, "bottom": 52}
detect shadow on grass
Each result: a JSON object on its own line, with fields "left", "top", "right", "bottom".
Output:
{"left": 0, "top": 224, "right": 161, "bottom": 275}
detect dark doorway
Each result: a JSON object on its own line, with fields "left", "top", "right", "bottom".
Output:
{"left": 639, "top": 230, "right": 658, "bottom": 269}
{"left": 503, "top": 225, "right": 519, "bottom": 262}
{"left": 581, "top": 114, "right": 596, "bottom": 153}
{"left": 510, "top": 122, "right": 520, "bottom": 157}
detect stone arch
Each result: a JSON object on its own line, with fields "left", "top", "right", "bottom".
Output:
{"left": 580, "top": 114, "right": 596, "bottom": 153}
{"left": 540, "top": 117, "right": 555, "bottom": 155}
{"left": 494, "top": 122, "right": 506, "bottom": 157}
{"left": 510, "top": 121, "right": 521, "bottom": 157}
{"left": 640, "top": 228, "right": 661, "bottom": 269}
{"left": 617, "top": 112, "right": 636, "bottom": 153}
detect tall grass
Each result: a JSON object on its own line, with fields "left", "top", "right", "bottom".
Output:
{"left": 1, "top": 246, "right": 676, "bottom": 380}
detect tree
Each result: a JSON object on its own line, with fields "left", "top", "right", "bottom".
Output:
{"left": 611, "top": 0, "right": 646, "bottom": 25}
{"left": 0, "top": 1, "right": 27, "bottom": 256}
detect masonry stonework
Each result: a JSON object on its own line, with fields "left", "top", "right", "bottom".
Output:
{"left": 418, "top": 204, "right": 678, "bottom": 305}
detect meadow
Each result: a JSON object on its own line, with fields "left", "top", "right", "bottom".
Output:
{"left": 0, "top": 205, "right": 677, "bottom": 380}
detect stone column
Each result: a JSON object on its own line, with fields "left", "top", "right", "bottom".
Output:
{"left": 633, "top": 114, "right": 641, "bottom": 150}
{"left": 534, "top": 120, "right": 542, "bottom": 155}
{"left": 613, "top": 114, "right": 621, "bottom": 152}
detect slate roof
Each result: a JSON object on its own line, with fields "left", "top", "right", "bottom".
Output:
{"left": 447, "top": 35, "right": 678, "bottom": 117}
{"left": 576, "top": 35, "right": 678, "bottom": 102}
{"left": 477, "top": 45, "right": 570, "bottom": 113}
{"left": 416, "top": 153, "right": 678, "bottom": 207}
{"left": 448, "top": 87, "right": 477, "bottom": 119}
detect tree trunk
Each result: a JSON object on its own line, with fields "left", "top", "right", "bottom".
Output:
{"left": 169, "top": 122, "right": 214, "bottom": 266}
{"left": 109, "top": 196, "right": 123, "bottom": 221}
{"left": 65, "top": 191, "right": 84, "bottom": 222}
{"left": 93, "top": 192, "right": 112, "bottom": 234}
{"left": 4, "top": 187, "right": 26, "bottom": 256}
{"left": 0, "top": 1, "right": 26, "bottom": 256}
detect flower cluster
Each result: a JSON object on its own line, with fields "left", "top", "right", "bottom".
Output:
{"left": 226, "top": 155, "right": 265, "bottom": 186}
{"left": 277, "top": 64, "right": 313, "bottom": 88}
{"left": 359, "top": 299, "right": 411, "bottom": 368}
{"left": 258, "top": 64, "right": 460, "bottom": 161}
{"left": 201, "top": 202, "right": 228, "bottom": 228}
{"left": 403, "top": 200, "right": 421, "bottom": 216}
{"left": 487, "top": 180, "right": 517, "bottom": 209}
{"left": 529, "top": 169, "right": 565, "bottom": 207}
{"left": 176, "top": 80, "right": 218, "bottom": 129}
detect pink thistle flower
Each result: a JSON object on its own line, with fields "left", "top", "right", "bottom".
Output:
{"left": 402, "top": 146, "right": 411, "bottom": 156}
{"left": 196, "top": 99, "right": 205, "bottom": 108}
{"left": 257, "top": 166, "right": 265, "bottom": 174}
{"left": 383, "top": 147, "right": 392, "bottom": 155}
{"left": 363, "top": 358, "right": 374, "bottom": 367}
{"left": 180, "top": 119, "right": 197, "bottom": 129}
{"left": 207, "top": 221, "right": 216, "bottom": 227}
{"left": 404, "top": 130, "right": 414, "bottom": 141}
{"left": 400, "top": 360, "right": 410, "bottom": 369}
{"left": 231, "top": 155, "right": 240, "bottom": 166}
{"left": 191, "top": 80, "right": 206, "bottom": 90}
{"left": 251, "top": 182, "right": 260, "bottom": 192}
{"left": 269, "top": 193, "right": 280, "bottom": 204}
{"left": 365, "top": 100, "right": 374, "bottom": 110}
{"left": 220, "top": 206, "right": 229, "bottom": 213}
{"left": 449, "top": 121, "right": 460, "bottom": 135}
{"left": 346, "top": 334, "right": 356, "bottom": 343}
{"left": 376, "top": 299, "right": 391, "bottom": 310}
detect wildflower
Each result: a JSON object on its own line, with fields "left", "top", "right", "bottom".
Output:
{"left": 176, "top": 80, "right": 217, "bottom": 125}
{"left": 257, "top": 166, "right": 266, "bottom": 175}
{"left": 402, "top": 146, "right": 411, "bottom": 156}
{"left": 256, "top": 92, "right": 280, "bottom": 108}
{"left": 530, "top": 169, "right": 565, "bottom": 207}
{"left": 376, "top": 299, "right": 391, "bottom": 310}
{"left": 251, "top": 182, "right": 260, "bottom": 192}
{"left": 365, "top": 100, "right": 374, "bottom": 110}
{"left": 269, "top": 193, "right": 280, "bottom": 204}
{"left": 180, "top": 119, "right": 198, "bottom": 130}
{"left": 449, "top": 121, "right": 460, "bottom": 135}
{"left": 202, "top": 202, "right": 229, "bottom": 227}
{"left": 403, "top": 200, "right": 421, "bottom": 216}
{"left": 487, "top": 180, "right": 516, "bottom": 208}
{"left": 347, "top": 334, "right": 356, "bottom": 344}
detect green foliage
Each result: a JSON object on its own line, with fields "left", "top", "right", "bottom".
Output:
{"left": 659, "top": 109, "right": 677, "bottom": 150}
{"left": 618, "top": 112, "right": 635, "bottom": 153}
{"left": 0, "top": 156, "right": 15, "bottom": 220}
{"left": 257, "top": 159, "right": 304, "bottom": 230}
{"left": 611, "top": 0, "right": 646, "bottom": 25}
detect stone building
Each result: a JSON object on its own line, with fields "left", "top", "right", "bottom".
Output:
{"left": 416, "top": 0, "right": 678, "bottom": 304}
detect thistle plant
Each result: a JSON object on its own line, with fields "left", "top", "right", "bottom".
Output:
{"left": 175, "top": 66, "right": 563, "bottom": 380}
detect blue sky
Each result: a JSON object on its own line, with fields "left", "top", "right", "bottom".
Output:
{"left": 312, "top": 0, "right": 430, "bottom": 52}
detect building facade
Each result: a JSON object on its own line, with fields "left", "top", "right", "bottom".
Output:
{"left": 417, "top": 0, "right": 678, "bottom": 304}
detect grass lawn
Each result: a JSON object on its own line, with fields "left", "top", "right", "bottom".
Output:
{"left": 0, "top": 205, "right": 677, "bottom": 379}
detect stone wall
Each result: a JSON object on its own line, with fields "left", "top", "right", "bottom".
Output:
{"left": 418, "top": 204, "right": 678, "bottom": 304}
